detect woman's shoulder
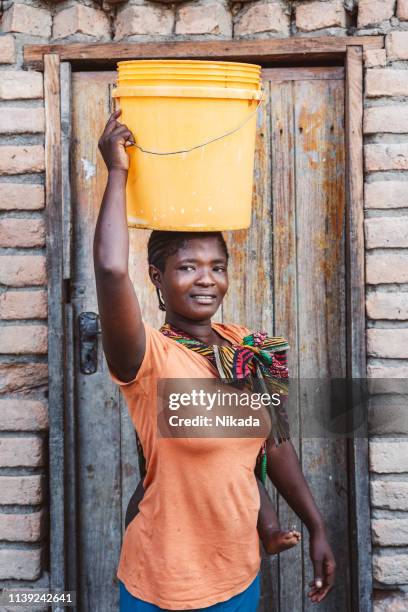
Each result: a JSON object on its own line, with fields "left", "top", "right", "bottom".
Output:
{"left": 212, "top": 322, "right": 251, "bottom": 343}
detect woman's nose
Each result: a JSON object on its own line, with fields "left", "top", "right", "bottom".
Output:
{"left": 195, "top": 270, "right": 216, "bottom": 285}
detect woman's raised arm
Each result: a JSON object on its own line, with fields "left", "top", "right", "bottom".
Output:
{"left": 93, "top": 110, "right": 145, "bottom": 382}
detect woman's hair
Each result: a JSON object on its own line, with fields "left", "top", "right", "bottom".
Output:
{"left": 147, "top": 230, "right": 229, "bottom": 311}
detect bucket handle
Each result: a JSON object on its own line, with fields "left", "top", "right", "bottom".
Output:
{"left": 127, "top": 93, "right": 264, "bottom": 156}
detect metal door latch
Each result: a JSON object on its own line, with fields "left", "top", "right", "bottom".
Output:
{"left": 78, "top": 312, "right": 101, "bottom": 374}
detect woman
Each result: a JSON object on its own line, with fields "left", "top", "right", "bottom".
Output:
{"left": 94, "top": 110, "right": 336, "bottom": 611}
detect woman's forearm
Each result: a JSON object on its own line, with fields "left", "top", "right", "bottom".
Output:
{"left": 93, "top": 168, "right": 129, "bottom": 274}
{"left": 266, "top": 440, "right": 325, "bottom": 534}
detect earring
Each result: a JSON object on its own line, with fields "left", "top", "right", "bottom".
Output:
{"left": 156, "top": 287, "right": 166, "bottom": 311}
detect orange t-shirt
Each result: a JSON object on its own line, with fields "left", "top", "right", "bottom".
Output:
{"left": 108, "top": 322, "right": 266, "bottom": 610}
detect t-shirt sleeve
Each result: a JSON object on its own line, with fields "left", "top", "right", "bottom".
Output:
{"left": 106, "top": 322, "right": 169, "bottom": 393}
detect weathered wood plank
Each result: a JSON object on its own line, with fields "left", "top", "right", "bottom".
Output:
{"left": 222, "top": 80, "right": 273, "bottom": 333}
{"left": 345, "top": 48, "right": 366, "bottom": 389}
{"left": 59, "top": 61, "right": 78, "bottom": 603}
{"left": 250, "top": 82, "right": 278, "bottom": 612}
{"left": 345, "top": 46, "right": 372, "bottom": 612}
{"left": 44, "top": 53, "right": 65, "bottom": 594}
{"left": 64, "top": 302, "right": 78, "bottom": 602}
{"left": 61, "top": 62, "right": 72, "bottom": 281}
{"left": 269, "top": 78, "right": 303, "bottom": 612}
{"left": 263, "top": 66, "right": 344, "bottom": 81}
{"left": 24, "top": 37, "right": 384, "bottom": 70}
{"left": 294, "top": 77, "right": 350, "bottom": 612}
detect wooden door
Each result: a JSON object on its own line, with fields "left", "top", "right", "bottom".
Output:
{"left": 68, "top": 66, "right": 350, "bottom": 611}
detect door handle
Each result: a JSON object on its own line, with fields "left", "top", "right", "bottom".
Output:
{"left": 78, "top": 312, "right": 101, "bottom": 374}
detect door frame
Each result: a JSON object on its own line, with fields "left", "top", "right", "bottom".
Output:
{"left": 33, "top": 36, "right": 380, "bottom": 611}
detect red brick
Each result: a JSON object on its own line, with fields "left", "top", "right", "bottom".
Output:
{"left": 0, "top": 145, "right": 44, "bottom": 175}
{"left": 371, "top": 480, "right": 408, "bottom": 510}
{"left": 364, "top": 105, "right": 408, "bottom": 134}
{"left": 0, "top": 107, "right": 44, "bottom": 134}
{"left": 0, "top": 437, "right": 44, "bottom": 467}
{"left": 366, "top": 69, "right": 408, "bottom": 98}
{"left": 0, "top": 71, "right": 43, "bottom": 100}
{"left": 176, "top": 3, "right": 231, "bottom": 36}
{"left": 374, "top": 591, "right": 408, "bottom": 611}
{"left": 0, "top": 183, "right": 44, "bottom": 210}
{"left": 366, "top": 291, "right": 408, "bottom": 319}
{"left": 365, "top": 144, "right": 408, "bottom": 171}
{"left": 367, "top": 328, "right": 408, "bottom": 358}
{"left": 0, "top": 325, "right": 48, "bottom": 355}
{"left": 369, "top": 394, "right": 408, "bottom": 435}
{"left": 364, "top": 216, "right": 408, "bottom": 248}
{"left": 397, "top": 0, "right": 408, "bottom": 20}
{"left": 235, "top": 3, "right": 290, "bottom": 37}
{"left": 1, "top": 4, "right": 51, "bottom": 38}
{"left": 0, "top": 363, "right": 48, "bottom": 395}
{"left": 0, "top": 34, "right": 16, "bottom": 64}
{"left": 358, "top": 0, "right": 395, "bottom": 28}
{"left": 0, "top": 218, "right": 45, "bottom": 248}
{"left": 115, "top": 5, "right": 173, "bottom": 38}
{"left": 0, "top": 256, "right": 46, "bottom": 287}
{"left": 386, "top": 31, "right": 408, "bottom": 61}
{"left": 372, "top": 519, "right": 408, "bottom": 546}
{"left": 0, "top": 548, "right": 42, "bottom": 580}
{"left": 370, "top": 440, "right": 408, "bottom": 473}
{"left": 0, "top": 289, "right": 47, "bottom": 320}
{"left": 0, "top": 475, "right": 44, "bottom": 505}
{"left": 296, "top": 0, "right": 346, "bottom": 32}
{"left": 366, "top": 252, "right": 408, "bottom": 284}
{"left": 0, "top": 510, "right": 44, "bottom": 542}
{"left": 373, "top": 554, "right": 408, "bottom": 585}
{"left": 367, "top": 362, "right": 408, "bottom": 378}
{"left": 0, "top": 399, "right": 48, "bottom": 431}
{"left": 365, "top": 181, "right": 408, "bottom": 208}
{"left": 364, "top": 49, "right": 387, "bottom": 68}
{"left": 53, "top": 5, "right": 110, "bottom": 40}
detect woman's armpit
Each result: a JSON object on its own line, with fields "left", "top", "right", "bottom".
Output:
{"left": 106, "top": 322, "right": 168, "bottom": 390}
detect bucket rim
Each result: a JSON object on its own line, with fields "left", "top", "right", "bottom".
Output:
{"left": 117, "top": 59, "right": 262, "bottom": 70}
{"left": 117, "top": 64, "right": 261, "bottom": 72}
{"left": 117, "top": 66, "right": 261, "bottom": 75}
{"left": 112, "top": 85, "right": 263, "bottom": 100}
{"left": 117, "top": 75, "right": 261, "bottom": 86}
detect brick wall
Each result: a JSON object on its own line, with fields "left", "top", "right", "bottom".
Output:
{"left": 0, "top": 0, "right": 407, "bottom": 608}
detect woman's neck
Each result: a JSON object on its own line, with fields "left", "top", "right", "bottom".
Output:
{"left": 164, "top": 313, "right": 227, "bottom": 346}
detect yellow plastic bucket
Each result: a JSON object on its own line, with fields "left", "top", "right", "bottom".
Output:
{"left": 112, "top": 60, "right": 262, "bottom": 231}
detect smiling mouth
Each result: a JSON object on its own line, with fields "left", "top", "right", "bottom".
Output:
{"left": 190, "top": 295, "right": 217, "bottom": 304}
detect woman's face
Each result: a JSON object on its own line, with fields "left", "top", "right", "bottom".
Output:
{"left": 150, "top": 236, "right": 229, "bottom": 321}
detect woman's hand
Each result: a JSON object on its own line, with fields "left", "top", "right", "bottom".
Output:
{"left": 307, "top": 528, "right": 336, "bottom": 603}
{"left": 98, "top": 109, "right": 135, "bottom": 174}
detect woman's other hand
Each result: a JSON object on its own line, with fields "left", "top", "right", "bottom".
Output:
{"left": 307, "top": 528, "right": 336, "bottom": 603}
{"left": 98, "top": 109, "right": 135, "bottom": 173}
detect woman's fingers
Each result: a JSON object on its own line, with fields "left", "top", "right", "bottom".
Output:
{"left": 312, "top": 559, "right": 323, "bottom": 589}
{"left": 307, "top": 560, "right": 335, "bottom": 602}
{"left": 103, "top": 109, "right": 122, "bottom": 136}
{"left": 107, "top": 125, "right": 134, "bottom": 142}
{"left": 108, "top": 109, "right": 122, "bottom": 123}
